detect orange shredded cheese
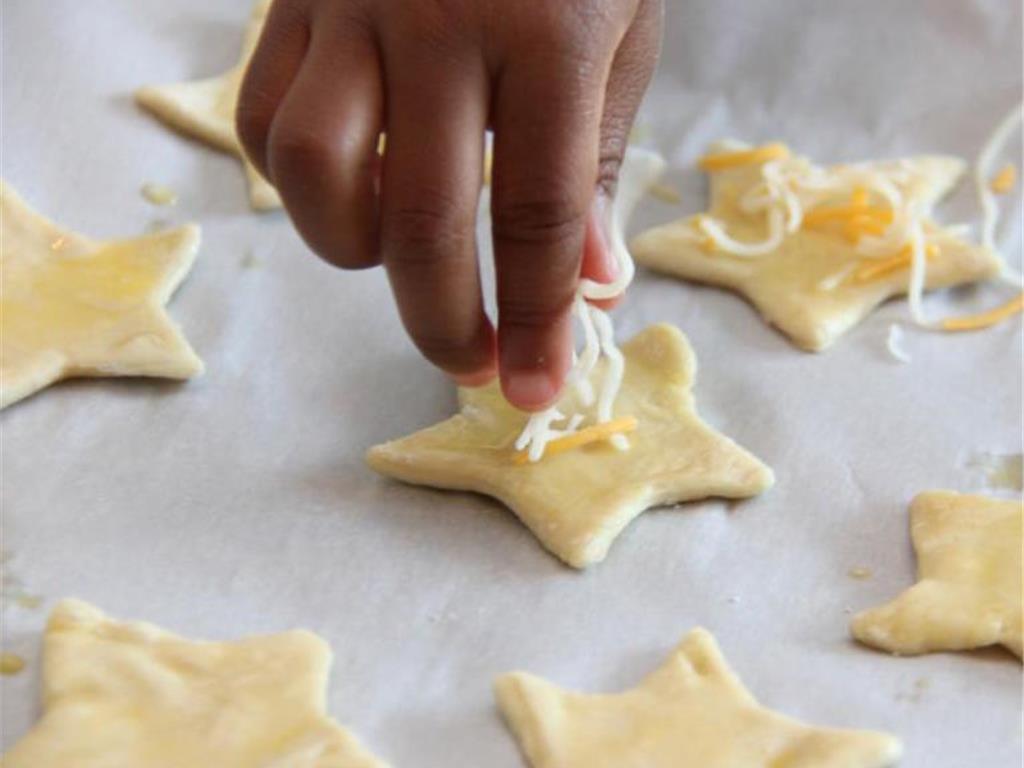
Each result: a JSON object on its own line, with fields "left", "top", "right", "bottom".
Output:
{"left": 990, "top": 163, "right": 1017, "bottom": 195}
{"left": 940, "top": 292, "right": 1024, "bottom": 331}
{"left": 853, "top": 244, "right": 939, "bottom": 283}
{"left": 512, "top": 417, "right": 638, "bottom": 465}
{"left": 697, "top": 143, "right": 790, "bottom": 172}
{"left": 843, "top": 213, "right": 888, "bottom": 243}
{"left": 850, "top": 187, "right": 870, "bottom": 207}
{"left": 803, "top": 204, "right": 893, "bottom": 228}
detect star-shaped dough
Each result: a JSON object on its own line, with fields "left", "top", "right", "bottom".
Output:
{"left": 852, "top": 490, "right": 1022, "bottom": 659}
{"left": 136, "top": 0, "right": 280, "bottom": 210}
{"left": 495, "top": 627, "right": 902, "bottom": 768}
{"left": 0, "top": 181, "right": 203, "bottom": 410}
{"left": 2, "top": 599, "right": 388, "bottom": 768}
{"left": 367, "top": 324, "right": 773, "bottom": 568}
{"left": 632, "top": 143, "right": 1002, "bottom": 351}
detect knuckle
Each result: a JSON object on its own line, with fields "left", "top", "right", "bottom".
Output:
{"left": 385, "top": 204, "right": 471, "bottom": 260}
{"left": 500, "top": 292, "right": 573, "bottom": 330}
{"left": 492, "top": 194, "right": 587, "bottom": 247}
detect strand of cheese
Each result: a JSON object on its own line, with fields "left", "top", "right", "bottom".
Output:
{"left": 514, "top": 149, "right": 665, "bottom": 463}
{"left": 513, "top": 417, "right": 638, "bottom": 465}
{"left": 940, "top": 292, "right": 1024, "bottom": 331}
{"left": 853, "top": 244, "right": 939, "bottom": 283}
{"left": 843, "top": 214, "right": 887, "bottom": 242}
{"left": 904, "top": 214, "right": 930, "bottom": 325}
{"left": 976, "top": 104, "right": 1023, "bottom": 251}
{"left": 697, "top": 142, "right": 790, "bottom": 172}
{"left": 803, "top": 204, "right": 893, "bottom": 228}
{"left": 696, "top": 206, "right": 786, "bottom": 258}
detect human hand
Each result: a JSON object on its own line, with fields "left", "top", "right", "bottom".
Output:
{"left": 237, "top": 0, "right": 663, "bottom": 410}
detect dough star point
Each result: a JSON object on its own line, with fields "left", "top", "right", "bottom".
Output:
{"left": 495, "top": 627, "right": 902, "bottom": 768}
{"left": 852, "top": 490, "right": 1023, "bottom": 659}
{"left": 135, "top": 0, "right": 280, "bottom": 211}
{"left": 3, "top": 599, "right": 388, "bottom": 768}
{"left": 367, "top": 324, "right": 774, "bottom": 568}
{"left": 632, "top": 143, "right": 1001, "bottom": 350}
{"left": 0, "top": 181, "right": 203, "bottom": 409}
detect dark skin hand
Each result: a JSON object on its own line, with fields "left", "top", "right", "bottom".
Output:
{"left": 237, "top": 0, "right": 663, "bottom": 410}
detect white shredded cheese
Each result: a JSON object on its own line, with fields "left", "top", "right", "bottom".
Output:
{"left": 903, "top": 212, "right": 933, "bottom": 327}
{"left": 515, "top": 148, "right": 666, "bottom": 462}
{"left": 976, "top": 104, "right": 1023, "bottom": 252}
{"left": 886, "top": 323, "right": 911, "bottom": 363}
{"left": 817, "top": 262, "right": 858, "bottom": 292}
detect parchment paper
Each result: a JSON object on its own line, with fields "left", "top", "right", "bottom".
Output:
{"left": 2, "top": 1, "right": 1021, "bottom": 765}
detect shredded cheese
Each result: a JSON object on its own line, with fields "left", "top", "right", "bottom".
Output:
{"left": 697, "top": 142, "right": 791, "bottom": 172}
{"left": 940, "top": 291, "right": 1024, "bottom": 331}
{"left": 803, "top": 204, "right": 893, "bottom": 229}
{"left": 514, "top": 149, "right": 666, "bottom": 463}
{"left": 853, "top": 244, "right": 939, "bottom": 283}
{"left": 990, "top": 163, "right": 1017, "bottom": 194}
{"left": 886, "top": 324, "right": 912, "bottom": 363}
{"left": 697, "top": 206, "right": 786, "bottom": 258}
{"left": 976, "top": 104, "right": 1023, "bottom": 251}
{"left": 140, "top": 183, "right": 178, "bottom": 207}
{"left": 695, "top": 118, "right": 1023, "bottom": 331}
{"left": 843, "top": 214, "right": 887, "bottom": 243}
{"left": 512, "top": 417, "right": 638, "bottom": 465}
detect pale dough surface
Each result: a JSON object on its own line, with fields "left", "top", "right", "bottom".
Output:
{"left": 0, "top": 181, "right": 203, "bottom": 410}
{"left": 2, "top": 599, "right": 388, "bottom": 768}
{"left": 368, "top": 324, "right": 774, "bottom": 568}
{"left": 631, "top": 145, "right": 1002, "bottom": 351}
{"left": 135, "top": 0, "right": 280, "bottom": 210}
{"left": 851, "top": 490, "right": 1022, "bottom": 659}
{"left": 495, "top": 627, "right": 902, "bottom": 768}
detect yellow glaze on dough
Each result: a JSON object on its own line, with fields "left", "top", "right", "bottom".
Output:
{"left": 852, "top": 490, "right": 1022, "bottom": 659}
{"left": 367, "top": 324, "right": 774, "bottom": 568}
{"left": 135, "top": 0, "right": 280, "bottom": 210}
{"left": 2, "top": 600, "right": 388, "bottom": 768}
{"left": 631, "top": 143, "right": 1001, "bottom": 351}
{"left": 0, "top": 181, "right": 202, "bottom": 409}
{"left": 495, "top": 628, "right": 902, "bottom": 768}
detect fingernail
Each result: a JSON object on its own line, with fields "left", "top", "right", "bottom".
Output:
{"left": 503, "top": 370, "right": 559, "bottom": 411}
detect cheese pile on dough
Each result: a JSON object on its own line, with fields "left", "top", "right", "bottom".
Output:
{"left": 514, "top": 148, "right": 666, "bottom": 462}
{"left": 683, "top": 106, "right": 1022, "bottom": 331}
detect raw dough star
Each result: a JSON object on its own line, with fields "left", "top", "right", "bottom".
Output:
{"left": 631, "top": 144, "right": 1001, "bottom": 350}
{"left": 0, "top": 181, "right": 202, "bottom": 410}
{"left": 367, "top": 324, "right": 773, "bottom": 568}
{"left": 852, "top": 490, "right": 1022, "bottom": 659}
{"left": 136, "top": 0, "right": 280, "bottom": 210}
{"left": 495, "top": 627, "right": 902, "bottom": 768}
{"left": 2, "top": 600, "right": 388, "bottom": 768}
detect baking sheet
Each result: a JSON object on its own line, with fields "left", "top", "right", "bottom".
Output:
{"left": 1, "top": 0, "right": 1021, "bottom": 765}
